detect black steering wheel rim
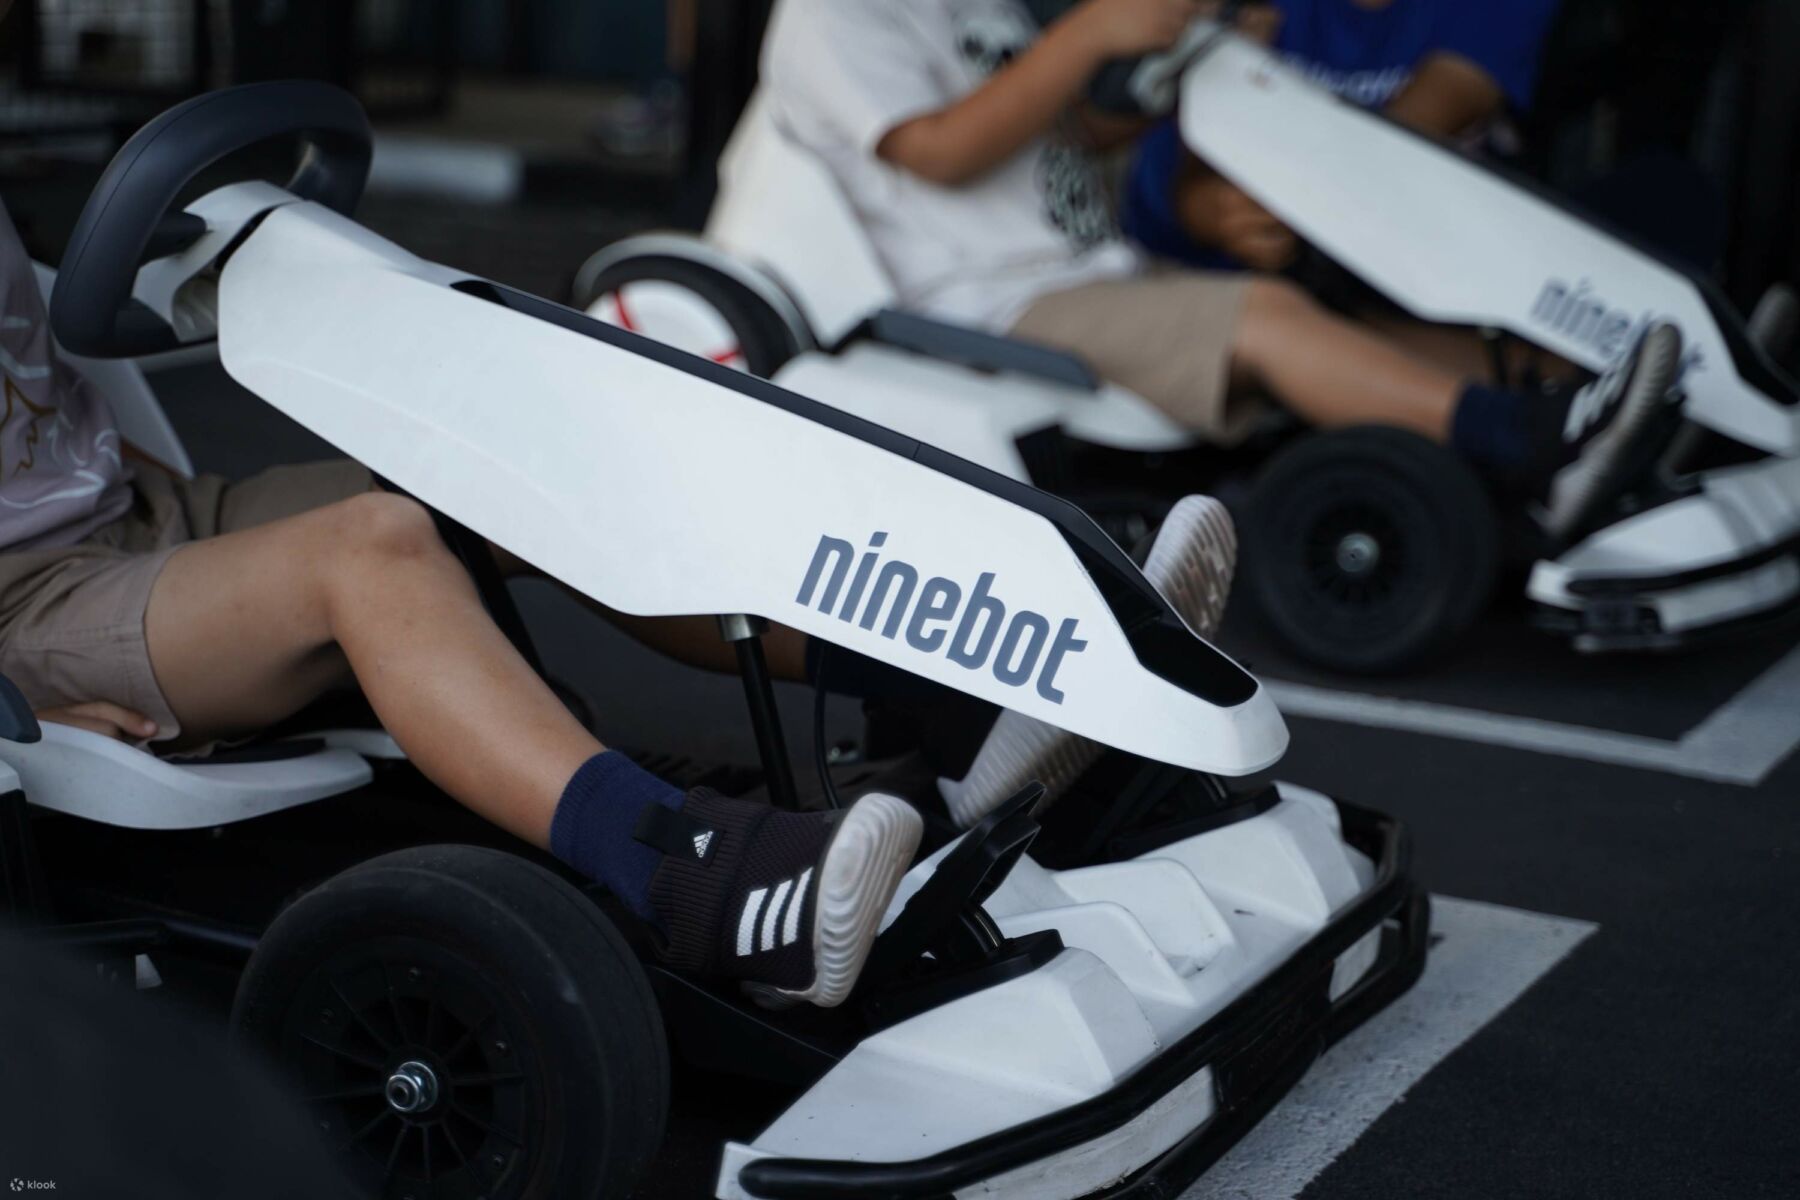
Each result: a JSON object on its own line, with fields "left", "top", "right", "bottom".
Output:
{"left": 51, "top": 80, "right": 372, "bottom": 359}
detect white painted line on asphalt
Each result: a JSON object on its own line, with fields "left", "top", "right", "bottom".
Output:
{"left": 1266, "top": 643, "right": 1800, "bottom": 787}
{"left": 1186, "top": 896, "right": 1598, "bottom": 1200}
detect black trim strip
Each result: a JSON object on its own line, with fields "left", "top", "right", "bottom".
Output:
{"left": 1534, "top": 587, "right": 1800, "bottom": 654}
{"left": 737, "top": 801, "right": 1422, "bottom": 1199}
{"left": 449, "top": 279, "right": 1259, "bottom": 709}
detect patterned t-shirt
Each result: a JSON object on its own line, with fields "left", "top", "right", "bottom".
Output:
{"left": 0, "top": 200, "right": 130, "bottom": 552}
{"left": 764, "top": 0, "right": 1141, "bottom": 330}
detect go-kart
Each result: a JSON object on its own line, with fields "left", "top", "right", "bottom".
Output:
{"left": 573, "top": 1, "right": 1800, "bottom": 675}
{"left": 0, "top": 82, "right": 1426, "bottom": 1200}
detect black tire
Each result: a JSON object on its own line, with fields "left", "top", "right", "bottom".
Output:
{"left": 232, "top": 845, "right": 668, "bottom": 1200}
{"left": 1243, "top": 427, "right": 1499, "bottom": 675}
{"left": 576, "top": 256, "right": 802, "bottom": 377}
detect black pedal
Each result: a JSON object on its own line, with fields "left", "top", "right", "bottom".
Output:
{"left": 859, "top": 785, "right": 1063, "bottom": 1027}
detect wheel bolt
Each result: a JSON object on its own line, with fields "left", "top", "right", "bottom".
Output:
{"left": 493, "top": 1040, "right": 508, "bottom": 1054}
{"left": 490, "top": 1154, "right": 505, "bottom": 1169}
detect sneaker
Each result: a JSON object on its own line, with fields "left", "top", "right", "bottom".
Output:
{"left": 1543, "top": 321, "right": 1686, "bottom": 542}
{"left": 938, "top": 495, "right": 1237, "bottom": 828}
{"left": 643, "top": 789, "right": 922, "bottom": 1007}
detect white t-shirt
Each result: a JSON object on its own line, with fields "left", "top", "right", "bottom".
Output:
{"left": 763, "top": 0, "right": 1141, "bottom": 331}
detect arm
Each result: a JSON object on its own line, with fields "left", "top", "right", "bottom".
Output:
{"left": 1384, "top": 51, "right": 1507, "bottom": 139}
{"left": 878, "top": 0, "right": 1204, "bottom": 186}
{"left": 1172, "top": 27, "right": 1504, "bottom": 267}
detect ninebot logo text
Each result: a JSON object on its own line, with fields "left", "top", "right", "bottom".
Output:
{"left": 1532, "top": 279, "right": 1643, "bottom": 360}
{"left": 796, "top": 532, "right": 1087, "bottom": 704}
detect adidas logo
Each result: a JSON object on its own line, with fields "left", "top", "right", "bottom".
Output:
{"left": 735, "top": 868, "right": 813, "bottom": 957}
{"left": 692, "top": 830, "right": 714, "bottom": 859}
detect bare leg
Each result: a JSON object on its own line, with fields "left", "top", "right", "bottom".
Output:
{"left": 1358, "top": 310, "right": 1583, "bottom": 388}
{"left": 1231, "top": 278, "right": 1465, "bottom": 442}
{"left": 145, "top": 492, "right": 600, "bottom": 848}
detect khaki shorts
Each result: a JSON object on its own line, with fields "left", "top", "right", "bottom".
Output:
{"left": 1010, "top": 270, "right": 1260, "bottom": 443}
{"left": 0, "top": 460, "right": 373, "bottom": 742}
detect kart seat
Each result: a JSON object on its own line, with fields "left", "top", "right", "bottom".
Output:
{"left": 0, "top": 721, "right": 376, "bottom": 831}
{"left": 5, "top": 274, "right": 397, "bottom": 831}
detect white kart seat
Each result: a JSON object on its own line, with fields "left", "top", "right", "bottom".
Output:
{"left": 0, "top": 722, "right": 374, "bottom": 831}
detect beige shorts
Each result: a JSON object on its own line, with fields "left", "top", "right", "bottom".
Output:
{"left": 1010, "top": 270, "right": 1260, "bottom": 443}
{"left": 0, "top": 460, "right": 373, "bottom": 740}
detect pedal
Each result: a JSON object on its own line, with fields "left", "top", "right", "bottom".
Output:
{"left": 859, "top": 786, "right": 1063, "bottom": 1027}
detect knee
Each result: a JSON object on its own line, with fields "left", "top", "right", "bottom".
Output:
{"left": 1235, "top": 276, "right": 1318, "bottom": 371}
{"left": 1242, "top": 276, "right": 1314, "bottom": 326}
{"left": 325, "top": 491, "right": 448, "bottom": 564}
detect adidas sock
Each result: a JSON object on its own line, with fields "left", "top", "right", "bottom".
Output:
{"left": 549, "top": 750, "right": 684, "bottom": 923}
{"left": 1448, "top": 383, "right": 1531, "bottom": 470}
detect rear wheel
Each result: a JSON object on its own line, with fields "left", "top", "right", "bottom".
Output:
{"left": 578, "top": 256, "right": 801, "bottom": 377}
{"left": 1243, "top": 427, "right": 1499, "bottom": 674}
{"left": 233, "top": 845, "right": 668, "bottom": 1200}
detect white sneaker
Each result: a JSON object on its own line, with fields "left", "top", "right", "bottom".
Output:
{"left": 937, "top": 495, "right": 1238, "bottom": 828}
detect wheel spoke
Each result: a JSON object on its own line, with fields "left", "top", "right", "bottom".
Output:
{"left": 420, "top": 1125, "right": 434, "bottom": 1183}
{"left": 440, "top": 1016, "right": 484, "bottom": 1064}
{"left": 452, "top": 1100, "right": 522, "bottom": 1148}
{"left": 439, "top": 1115, "right": 469, "bottom": 1167}
{"left": 341, "top": 1107, "right": 394, "bottom": 1152}
{"left": 452, "top": 1071, "right": 525, "bottom": 1089}
{"left": 332, "top": 979, "right": 394, "bottom": 1053}
{"left": 384, "top": 1122, "right": 411, "bottom": 1177}
{"left": 308, "top": 1080, "right": 388, "bottom": 1104}
{"left": 302, "top": 1031, "right": 385, "bottom": 1072}
{"left": 385, "top": 969, "right": 413, "bottom": 1045}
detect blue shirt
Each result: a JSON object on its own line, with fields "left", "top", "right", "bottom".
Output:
{"left": 1122, "top": 0, "right": 1563, "bottom": 268}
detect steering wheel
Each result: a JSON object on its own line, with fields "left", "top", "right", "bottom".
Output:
{"left": 1025, "top": 0, "right": 1245, "bottom": 116}
{"left": 50, "top": 80, "right": 372, "bottom": 360}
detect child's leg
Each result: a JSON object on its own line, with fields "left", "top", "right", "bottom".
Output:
{"left": 142, "top": 490, "right": 918, "bottom": 1006}
{"left": 146, "top": 491, "right": 594, "bottom": 844}
{"left": 1230, "top": 278, "right": 1462, "bottom": 440}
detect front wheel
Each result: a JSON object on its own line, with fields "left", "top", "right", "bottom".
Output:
{"left": 1242, "top": 427, "right": 1499, "bottom": 675}
{"left": 232, "top": 845, "right": 668, "bottom": 1200}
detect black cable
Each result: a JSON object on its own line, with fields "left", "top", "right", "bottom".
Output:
{"left": 812, "top": 642, "right": 844, "bottom": 811}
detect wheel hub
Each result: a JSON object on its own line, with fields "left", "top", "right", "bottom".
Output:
{"left": 385, "top": 1060, "right": 440, "bottom": 1115}
{"left": 1334, "top": 531, "right": 1382, "bottom": 577}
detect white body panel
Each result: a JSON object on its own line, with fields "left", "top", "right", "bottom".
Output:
{"left": 0, "top": 722, "right": 371, "bottom": 830}
{"left": 776, "top": 345, "right": 1192, "bottom": 482}
{"left": 717, "top": 785, "right": 1381, "bottom": 1200}
{"left": 1528, "top": 454, "right": 1800, "bottom": 632}
{"left": 215, "top": 199, "right": 1285, "bottom": 776}
{"left": 1182, "top": 34, "right": 1800, "bottom": 455}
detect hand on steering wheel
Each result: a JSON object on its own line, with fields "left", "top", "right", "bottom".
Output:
{"left": 1069, "top": 0, "right": 1209, "bottom": 60}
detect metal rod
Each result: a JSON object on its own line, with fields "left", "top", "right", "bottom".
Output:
{"left": 718, "top": 616, "right": 800, "bottom": 809}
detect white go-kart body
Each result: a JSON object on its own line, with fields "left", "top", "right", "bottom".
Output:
{"left": 578, "top": 19, "right": 1800, "bottom": 654}
{"left": 4, "top": 81, "right": 1424, "bottom": 1200}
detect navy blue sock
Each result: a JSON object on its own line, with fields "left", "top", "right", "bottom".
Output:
{"left": 1448, "top": 383, "right": 1530, "bottom": 470}
{"left": 550, "top": 751, "right": 684, "bottom": 923}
